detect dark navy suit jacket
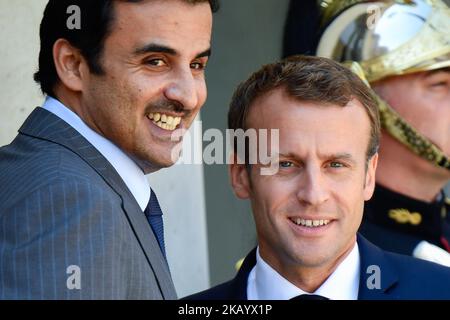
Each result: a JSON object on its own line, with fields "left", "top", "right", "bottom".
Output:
{"left": 185, "top": 234, "right": 450, "bottom": 300}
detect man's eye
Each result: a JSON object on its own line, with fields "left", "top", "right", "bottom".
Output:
{"left": 191, "top": 62, "right": 206, "bottom": 70}
{"left": 431, "top": 81, "right": 448, "bottom": 88}
{"left": 279, "top": 161, "right": 293, "bottom": 168}
{"left": 329, "top": 162, "right": 344, "bottom": 168}
{"left": 146, "top": 59, "right": 166, "bottom": 67}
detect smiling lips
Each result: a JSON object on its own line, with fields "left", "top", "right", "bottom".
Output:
{"left": 148, "top": 112, "right": 182, "bottom": 131}
{"left": 289, "top": 217, "right": 331, "bottom": 228}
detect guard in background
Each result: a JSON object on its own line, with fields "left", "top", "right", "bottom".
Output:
{"left": 283, "top": 0, "right": 450, "bottom": 266}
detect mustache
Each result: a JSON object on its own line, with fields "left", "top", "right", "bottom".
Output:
{"left": 145, "top": 99, "right": 188, "bottom": 116}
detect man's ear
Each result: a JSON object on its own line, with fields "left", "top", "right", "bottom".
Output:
{"left": 363, "top": 153, "right": 378, "bottom": 201}
{"left": 53, "top": 38, "right": 88, "bottom": 92}
{"left": 229, "top": 153, "right": 252, "bottom": 199}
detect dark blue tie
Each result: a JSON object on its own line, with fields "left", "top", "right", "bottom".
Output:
{"left": 144, "top": 189, "right": 166, "bottom": 259}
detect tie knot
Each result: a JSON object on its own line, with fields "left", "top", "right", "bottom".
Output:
{"left": 145, "top": 189, "right": 163, "bottom": 217}
{"left": 290, "top": 294, "right": 329, "bottom": 300}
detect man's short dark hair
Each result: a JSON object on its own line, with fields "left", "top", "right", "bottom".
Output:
{"left": 228, "top": 55, "right": 381, "bottom": 163}
{"left": 34, "top": 0, "right": 219, "bottom": 97}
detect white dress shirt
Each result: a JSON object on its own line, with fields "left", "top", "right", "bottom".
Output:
{"left": 42, "top": 96, "right": 150, "bottom": 211}
{"left": 247, "top": 242, "right": 360, "bottom": 300}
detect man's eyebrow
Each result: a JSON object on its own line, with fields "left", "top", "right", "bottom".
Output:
{"left": 278, "top": 152, "right": 298, "bottom": 159}
{"left": 278, "top": 152, "right": 355, "bottom": 160}
{"left": 133, "top": 43, "right": 211, "bottom": 59}
{"left": 196, "top": 48, "right": 211, "bottom": 59}
{"left": 423, "top": 67, "right": 450, "bottom": 78}
{"left": 330, "top": 152, "right": 353, "bottom": 159}
{"left": 325, "top": 153, "right": 356, "bottom": 163}
{"left": 134, "top": 43, "right": 177, "bottom": 56}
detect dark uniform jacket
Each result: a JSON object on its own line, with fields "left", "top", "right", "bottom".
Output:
{"left": 360, "top": 184, "right": 450, "bottom": 255}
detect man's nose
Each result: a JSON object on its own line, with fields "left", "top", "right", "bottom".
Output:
{"left": 164, "top": 68, "right": 200, "bottom": 111}
{"left": 296, "top": 166, "right": 329, "bottom": 206}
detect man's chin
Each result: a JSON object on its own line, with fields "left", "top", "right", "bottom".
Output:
{"left": 132, "top": 154, "right": 178, "bottom": 174}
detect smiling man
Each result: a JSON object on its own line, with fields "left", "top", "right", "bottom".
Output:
{"left": 283, "top": 0, "right": 450, "bottom": 266}
{"left": 0, "top": 0, "right": 217, "bottom": 299}
{"left": 186, "top": 56, "right": 450, "bottom": 300}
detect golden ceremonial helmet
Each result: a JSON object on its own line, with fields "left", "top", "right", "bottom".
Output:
{"left": 314, "top": 0, "right": 450, "bottom": 170}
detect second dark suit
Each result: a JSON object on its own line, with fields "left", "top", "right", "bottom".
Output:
{"left": 185, "top": 234, "right": 450, "bottom": 300}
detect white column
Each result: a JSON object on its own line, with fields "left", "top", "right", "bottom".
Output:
{"left": 0, "top": 0, "right": 47, "bottom": 146}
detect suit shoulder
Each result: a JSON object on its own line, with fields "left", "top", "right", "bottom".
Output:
{"left": 0, "top": 134, "right": 109, "bottom": 211}
{"left": 0, "top": 133, "right": 97, "bottom": 180}
{"left": 183, "top": 280, "right": 239, "bottom": 300}
{"left": 386, "top": 250, "right": 450, "bottom": 277}
{"left": 384, "top": 250, "right": 450, "bottom": 297}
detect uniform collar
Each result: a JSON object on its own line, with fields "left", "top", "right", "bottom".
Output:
{"left": 364, "top": 184, "right": 448, "bottom": 243}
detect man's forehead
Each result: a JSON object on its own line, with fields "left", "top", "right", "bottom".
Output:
{"left": 108, "top": 0, "right": 212, "bottom": 55}
{"left": 276, "top": 125, "right": 362, "bottom": 152}
{"left": 113, "top": 0, "right": 212, "bottom": 25}
{"left": 248, "top": 91, "right": 368, "bottom": 125}
{"left": 249, "top": 95, "right": 371, "bottom": 158}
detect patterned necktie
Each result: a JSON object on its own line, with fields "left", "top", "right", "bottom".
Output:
{"left": 290, "top": 294, "right": 329, "bottom": 300}
{"left": 144, "top": 189, "right": 166, "bottom": 259}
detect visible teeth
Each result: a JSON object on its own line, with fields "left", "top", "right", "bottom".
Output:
{"left": 147, "top": 113, "right": 182, "bottom": 131}
{"left": 291, "top": 218, "right": 331, "bottom": 227}
{"left": 153, "top": 120, "right": 175, "bottom": 131}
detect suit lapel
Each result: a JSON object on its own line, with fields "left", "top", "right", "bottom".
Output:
{"left": 229, "top": 248, "right": 257, "bottom": 299}
{"left": 19, "top": 107, "right": 176, "bottom": 298}
{"left": 357, "top": 234, "right": 399, "bottom": 299}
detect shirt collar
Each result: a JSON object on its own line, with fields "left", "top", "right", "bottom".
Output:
{"left": 247, "top": 242, "right": 360, "bottom": 300}
{"left": 42, "top": 96, "right": 150, "bottom": 211}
